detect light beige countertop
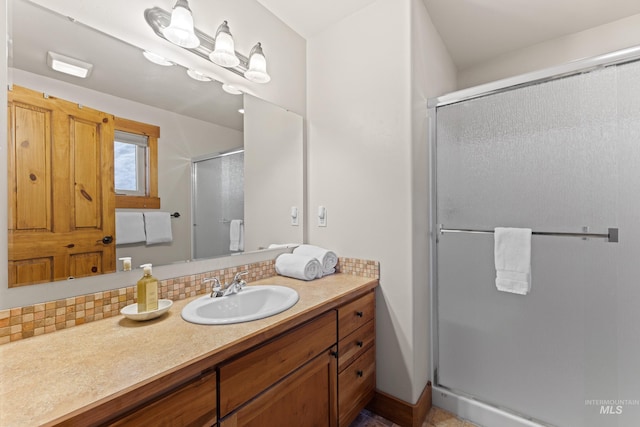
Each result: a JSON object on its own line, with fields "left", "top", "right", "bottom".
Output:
{"left": 0, "top": 274, "right": 377, "bottom": 426}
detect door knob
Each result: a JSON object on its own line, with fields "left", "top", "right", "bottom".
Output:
{"left": 99, "top": 236, "right": 114, "bottom": 244}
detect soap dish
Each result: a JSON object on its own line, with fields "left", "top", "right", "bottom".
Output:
{"left": 121, "top": 299, "right": 173, "bottom": 321}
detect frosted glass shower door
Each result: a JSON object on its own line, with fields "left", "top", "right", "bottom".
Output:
{"left": 192, "top": 151, "right": 244, "bottom": 259}
{"left": 435, "top": 63, "right": 640, "bottom": 427}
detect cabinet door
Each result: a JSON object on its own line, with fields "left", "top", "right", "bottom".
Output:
{"left": 109, "top": 371, "right": 217, "bottom": 427}
{"left": 219, "top": 311, "right": 336, "bottom": 417}
{"left": 8, "top": 85, "right": 116, "bottom": 286}
{"left": 220, "top": 348, "right": 338, "bottom": 427}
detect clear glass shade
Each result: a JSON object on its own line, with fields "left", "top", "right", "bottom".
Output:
{"left": 209, "top": 22, "right": 240, "bottom": 67}
{"left": 244, "top": 43, "right": 271, "bottom": 83}
{"left": 163, "top": 1, "right": 200, "bottom": 49}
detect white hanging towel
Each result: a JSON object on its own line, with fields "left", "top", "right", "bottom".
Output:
{"left": 229, "top": 219, "right": 244, "bottom": 252}
{"left": 143, "top": 212, "right": 173, "bottom": 245}
{"left": 275, "top": 253, "right": 322, "bottom": 281}
{"left": 115, "top": 212, "right": 146, "bottom": 245}
{"left": 293, "top": 244, "right": 338, "bottom": 275}
{"left": 494, "top": 227, "right": 532, "bottom": 295}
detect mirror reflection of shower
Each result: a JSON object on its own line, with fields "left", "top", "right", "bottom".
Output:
{"left": 192, "top": 149, "right": 244, "bottom": 259}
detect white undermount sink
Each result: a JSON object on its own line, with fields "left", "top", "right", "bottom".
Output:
{"left": 181, "top": 285, "right": 299, "bottom": 325}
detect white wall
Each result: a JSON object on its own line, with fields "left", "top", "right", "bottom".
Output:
{"left": 459, "top": 13, "right": 640, "bottom": 89}
{"left": 244, "top": 95, "right": 304, "bottom": 251}
{"left": 307, "top": 0, "right": 455, "bottom": 404}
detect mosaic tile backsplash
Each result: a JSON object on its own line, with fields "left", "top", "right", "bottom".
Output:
{"left": 0, "top": 257, "right": 379, "bottom": 345}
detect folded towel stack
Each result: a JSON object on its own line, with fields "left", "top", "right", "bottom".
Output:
{"left": 494, "top": 227, "right": 532, "bottom": 295}
{"left": 293, "top": 245, "right": 338, "bottom": 276}
{"left": 275, "top": 253, "right": 322, "bottom": 281}
{"left": 115, "top": 212, "right": 146, "bottom": 245}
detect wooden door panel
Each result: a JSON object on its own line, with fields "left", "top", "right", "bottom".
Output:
{"left": 72, "top": 117, "right": 102, "bottom": 229}
{"left": 70, "top": 252, "right": 103, "bottom": 278}
{"left": 11, "top": 102, "right": 53, "bottom": 231}
{"left": 9, "top": 258, "right": 53, "bottom": 287}
{"left": 7, "top": 85, "right": 116, "bottom": 287}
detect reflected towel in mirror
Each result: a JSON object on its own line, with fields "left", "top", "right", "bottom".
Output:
{"left": 115, "top": 212, "right": 146, "bottom": 245}
{"left": 230, "top": 219, "right": 244, "bottom": 251}
{"left": 144, "top": 212, "right": 173, "bottom": 245}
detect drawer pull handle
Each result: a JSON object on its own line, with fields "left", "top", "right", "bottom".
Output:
{"left": 330, "top": 350, "right": 338, "bottom": 359}
{"left": 356, "top": 370, "right": 364, "bottom": 378}
{"left": 356, "top": 341, "right": 364, "bottom": 348}
{"left": 356, "top": 311, "right": 364, "bottom": 318}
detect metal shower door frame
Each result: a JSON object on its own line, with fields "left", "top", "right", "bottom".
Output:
{"left": 427, "top": 44, "right": 640, "bottom": 419}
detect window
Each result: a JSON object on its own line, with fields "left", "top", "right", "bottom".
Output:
{"left": 114, "top": 117, "right": 161, "bottom": 209}
{"left": 115, "top": 131, "right": 147, "bottom": 196}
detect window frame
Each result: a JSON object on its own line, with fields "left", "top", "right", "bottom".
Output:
{"left": 114, "top": 117, "right": 161, "bottom": 209}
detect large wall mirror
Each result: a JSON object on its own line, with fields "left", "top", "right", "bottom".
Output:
{"left": 3, "top": 0, "right": 304, "bottom": 306}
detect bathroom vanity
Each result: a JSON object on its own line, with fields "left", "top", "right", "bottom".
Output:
{"left": 0, "top": 274, "right": 377, "bottom": 427}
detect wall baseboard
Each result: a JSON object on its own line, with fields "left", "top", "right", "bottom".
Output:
{"left": 366, "top": 381, "right": 432, "bottom": 427}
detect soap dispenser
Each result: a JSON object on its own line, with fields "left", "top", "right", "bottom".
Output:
{"left": 137, "top": 264, "right": 158, "bottom": 312}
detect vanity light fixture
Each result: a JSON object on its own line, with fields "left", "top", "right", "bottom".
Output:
{"left": 209, "top": 21, "right": 240, "bottom": 67}
{"left": 186, "top": 68, "right": 212, "bottom": 81}
{"left": 145, "top": 7, "right": 271, "bottom": 84}
{"left": 163, "top": 0, "right": 200, "bottom": 48}
{"left": 244, "top": 42, "right": 271, "bottom": 83}
{"left": 222, "top": 84, "right": 243, "bottom": 95}
{"left": 142, "top": 50, "right": 174, "bottom": 66}
{"left": 46, "top": 51, "right": 93, "bottom": 78}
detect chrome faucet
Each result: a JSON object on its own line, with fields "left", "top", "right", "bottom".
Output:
{"left": 222, "top": 271, "right": 248, "bottom": 297}
{"left": 203, "top": 271, "right": 248, "bottom": 298}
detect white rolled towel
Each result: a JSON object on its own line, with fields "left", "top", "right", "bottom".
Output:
{"left": 275, "top": 253, "right": 322, "bottom": 281}
{"left": 293, "top": 245, "right": 338, "bottom": 275}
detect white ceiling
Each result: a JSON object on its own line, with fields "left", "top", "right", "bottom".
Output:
{"left": 255, "top": 0, "right": 379, "bottom": 39}
{"left": 256, "top": 0, "right": 640, "bottom": 70}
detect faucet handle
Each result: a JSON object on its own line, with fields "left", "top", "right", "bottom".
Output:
{"left": 203, "top": 277, "right": 221, "bottom": 286}
{"left": 233, "top": 271, "right": 249, "bottom": 282}
{"left": 204, "top": 277, "right": 223, "bottom": 297}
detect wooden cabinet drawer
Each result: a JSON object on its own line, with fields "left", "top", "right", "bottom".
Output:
{"left": 109, "top": 370, "right": 217, "bottom": 427}
{"left": 338, "top": 320, "right": 374, "bottom": 372}
{"left": 338, "top": 291, "right": 375, "bottom": 340}
{"left": 338, "top": 346, "right": 375, "bottom": 427}
{"left": 219, "top": 310, "right": 337, "bottom": 417}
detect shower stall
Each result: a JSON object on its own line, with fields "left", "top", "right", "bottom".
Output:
{"left": 429, "top": 48, "right": 640, "bottom": 427}
{"left": 191, "top": 150, "right": 244, "bottom": 259}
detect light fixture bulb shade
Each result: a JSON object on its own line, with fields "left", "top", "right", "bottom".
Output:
{"left": 187, "top": 69, "right": 212, "bottom": 82}
{"left": 163, "top": 0, "right": 200, "bottom": 48}
{"left": 209, "top": 21, "right": 240, "bottom": 67}
{"left": 244, "top": 42, "right": 271, "bottom": 83}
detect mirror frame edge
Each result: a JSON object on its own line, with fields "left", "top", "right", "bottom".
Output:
{"left": 1, "top": 0, "right": 10, "bottom": 309}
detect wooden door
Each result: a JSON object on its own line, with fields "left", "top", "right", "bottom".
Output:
{"left": 8, "top": 85, "right": 115, "bottom": 287}
{"left": 220, "top": 348, "right": 338, "bottom": 427}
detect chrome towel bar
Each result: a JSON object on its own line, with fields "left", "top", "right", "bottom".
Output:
{"left": 437, "top": 225, "right": 619, "bottom": 243}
